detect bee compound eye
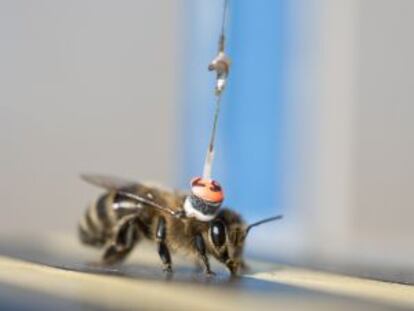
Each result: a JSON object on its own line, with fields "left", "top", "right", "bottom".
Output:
{"left": 210, "top": 220, "right": 226, "bottom": 247}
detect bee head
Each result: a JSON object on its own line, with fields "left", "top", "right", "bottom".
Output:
{"left": 208, "top": 209, "right": 247, "bottom": 275}
{"left": 209, "top": 210, "right": 283, "bottom": 275}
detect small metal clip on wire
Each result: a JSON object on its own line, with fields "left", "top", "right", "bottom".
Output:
{"left": 208, "top": 0, "right": 230, "bottom": 96}
{"left": 208, "top": 36, "right": 231, "bottom": 96}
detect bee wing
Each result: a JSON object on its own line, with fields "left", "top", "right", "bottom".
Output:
{"left": 80, "top": 174, "right": 137, "bottom": 190}
{"left": 81, "top": 174, "right": 185, "bottom": 218}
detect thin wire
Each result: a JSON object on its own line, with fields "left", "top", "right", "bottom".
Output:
{"left": 219, "top": 0, "right": 229, "bottom": 52}
{"left": 209, "top": 95, "right": 222, "bottom": 154}
{"left": 202, "top": 0, "right": 229, "bottom": 180}
{"left": 202, "top": 95, "right": 222, "bottom": 179}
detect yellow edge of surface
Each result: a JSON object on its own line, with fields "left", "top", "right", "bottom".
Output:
{"left": 0, "top": 255, "right": 281, "bottom": 311}
{"left": 0, "top": 254, "right": 413, "bottom": 310}
{"left": 247, "top": 267, "right": 414, "bottom": 308}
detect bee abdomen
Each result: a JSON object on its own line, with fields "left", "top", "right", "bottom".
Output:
{"left": 78, "top": 223, "right": 105, "bottom": 246}
{"left": 78, "top": 193, "right": 117, "bottom": 247}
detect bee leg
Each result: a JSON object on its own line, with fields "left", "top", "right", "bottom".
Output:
{"left": 193, "top": 259, "right": 204, "bottom": 273}
{"left": 239, "top": 260, "right": 251, "bottom": 274}
{"left": 194, "top": 234, "right": 215, "bottom": 276}
{"left": 102, "top": 215, "right": 139, "bottom": 265}
{"left": 156, "top": 217, "right": 172, "bottom": 273}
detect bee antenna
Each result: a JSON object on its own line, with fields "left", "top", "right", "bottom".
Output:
{"left": 246, "top": 215, "right": 283, "bottom": 235}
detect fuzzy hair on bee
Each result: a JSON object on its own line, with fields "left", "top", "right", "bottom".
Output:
{"left": 78, "top": 174, "right": 282, "bottom": 275}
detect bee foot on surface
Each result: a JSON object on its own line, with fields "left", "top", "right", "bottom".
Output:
{"left": 239, "top": 263, "right": 251, "bottom": 274}
{"left": 205, "top": 270, "right": 216, "bottom": 277}
{"left": 163, "top": 266, "right": 173, "bottom": 274}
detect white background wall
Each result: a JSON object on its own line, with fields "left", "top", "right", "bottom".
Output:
{"left": 279, "top": 0, "right": 414, "bottom": 270}
{"left": 0, "top": 0, "right": 181, "bottom": 234}
{"left": 353, "top": 0, "right": 414, "bottom": 267}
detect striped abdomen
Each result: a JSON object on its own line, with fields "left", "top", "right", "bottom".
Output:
{"left": 78, "top": 192, "right": 137, "bottom": 247}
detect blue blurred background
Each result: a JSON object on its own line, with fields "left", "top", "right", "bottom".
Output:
{"left": 181, "top": 1, "right": 285, "bottom": 222}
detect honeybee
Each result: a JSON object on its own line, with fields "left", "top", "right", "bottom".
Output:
{"left": 78, "top": 174, "right": 282, "bottom": 275}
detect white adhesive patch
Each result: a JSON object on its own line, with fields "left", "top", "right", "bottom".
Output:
{"left": 183, "top": 197, "right": 216, "bottom": 222}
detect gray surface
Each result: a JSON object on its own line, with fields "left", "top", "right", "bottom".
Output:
{"left": 0, "top": 283, "right": 109, "bottom": 311}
